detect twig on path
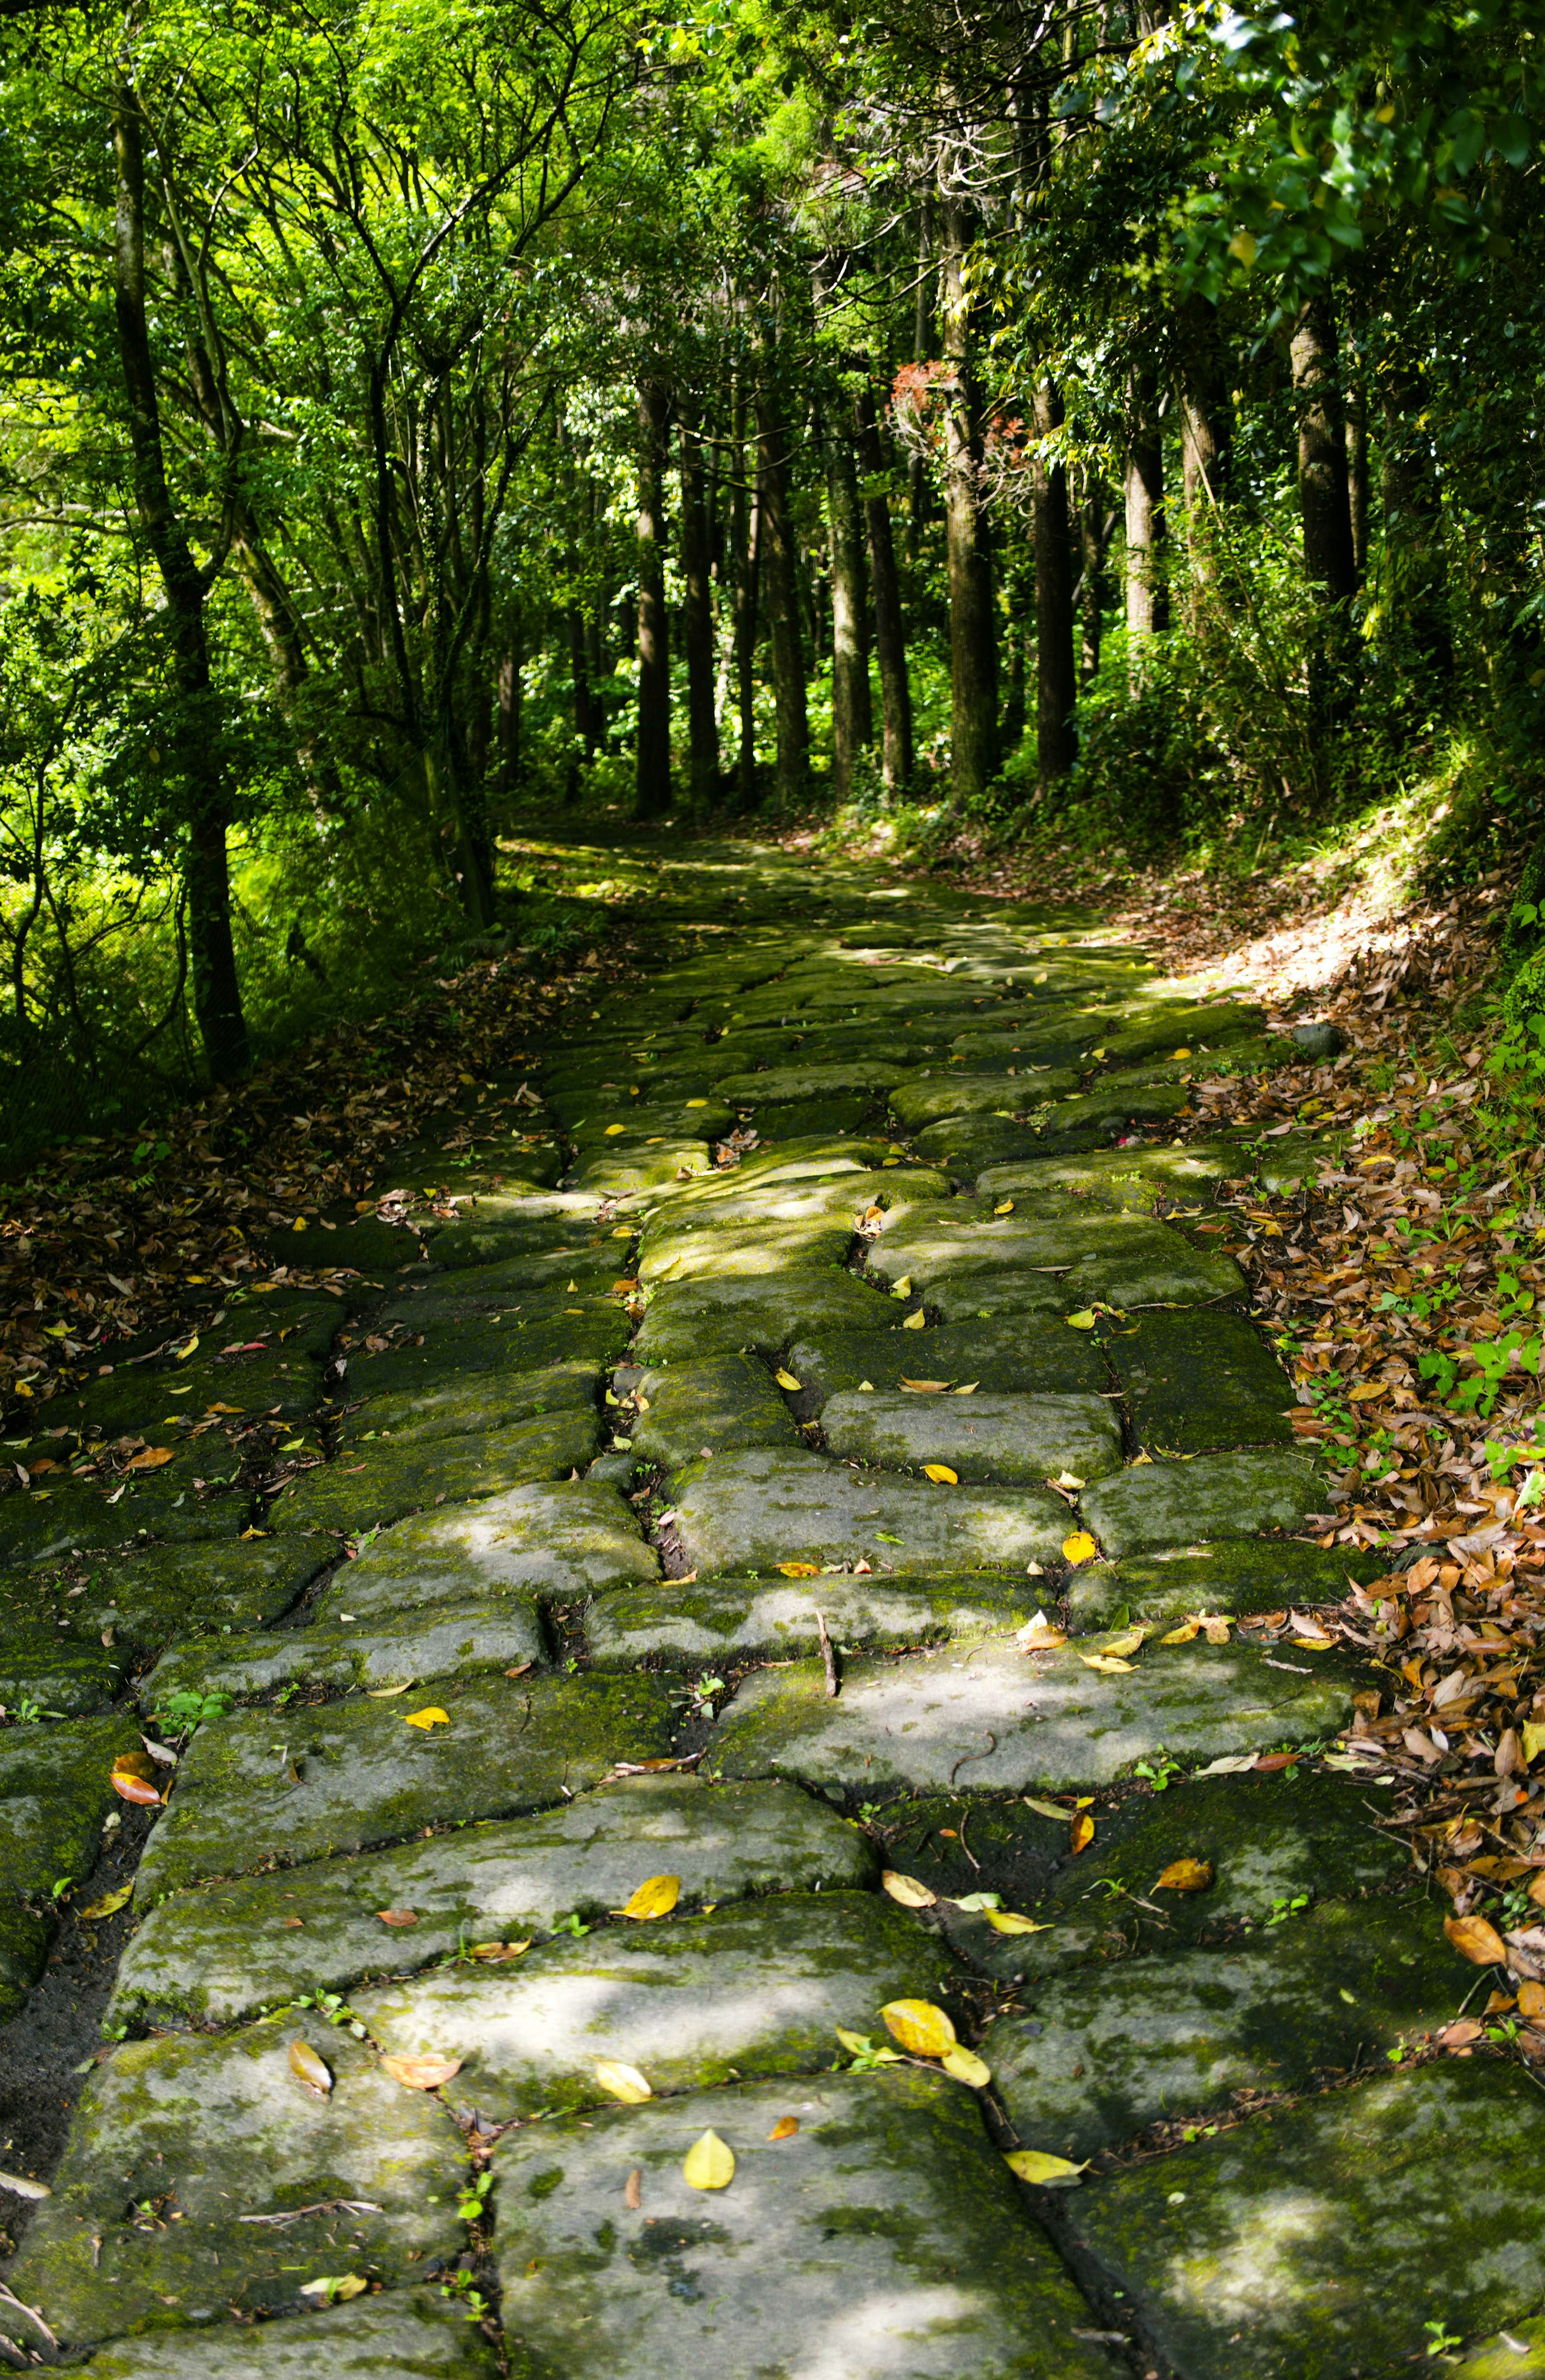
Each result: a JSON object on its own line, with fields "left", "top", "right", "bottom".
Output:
{"left": 237, "top": 2198, "right": 383, "bottom": 2227}
{"left": 0, "top": 2285, "right": 56, "bottom": 2349}
{"left": 814, "top": 1609, "right": 839, "bottom": 1699}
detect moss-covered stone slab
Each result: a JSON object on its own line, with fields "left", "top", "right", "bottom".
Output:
{"left": 920, "top": 1273, "right": 1075, "bottom": 1325}
{"left": 869, "top": 1206, "right": 1244, "bottom": 1311}
{"left": 0, "top": 1624, "right": 123, "bottom": 1715}
{"left": 914, "top": 1114, "right": 1067, "bottom": 1177}
{"left": 140, "top": 1598, "right": 548, "bottom": 1713}
{"left": 977, "top": 1143, "right": 1252, "bottom": 1211}
{"left": 782, "top": 1317, "right": 1108, "bottom": 1416}
{"left": 985, "top": 1896, "right": 1455, "bottom": 2163}
{"left": 490, "top": 2065, "right": 1118, "bottom": 2380}
{"left": 342, "top": 1359, "right": 599, "bottom": 1448}
{"left": 1080, "top": 1451, "right": 1324, "bottom": 1557}
{"left": 12, "top": 1538, "right": 323, "bottom": 1655}
{"left": 0, "top": 1474, "right": 247, "bottom": 1567}
{"left": 111, "top": 1774, "right": 875, "bottom": 2030}
{"left": 705, "top": 1639, "right": 1357, "bottom": 1796}
{"left": 1106, "top": 1308, "right": 1294, "bottom": 1453}
{"left": 564, "top": 1101, "right": 735, "bottom": 1147}
{"left": 1084, "top": 999, "right": 1265, "bottom": 1066}
{"left": 0, "top": 1894, "right": 47, "bottom": 2022}
{"left": 1061, "top": 2062, "right": 1545, "bottom": 2380}
{"left": 266, "top": 1410, "right": 599, "bottom": 1537}
{"left": 633, "top": 1270, "right": 896, "bottom": 1362}
{"left": 687, "top": 1134, "right": 891, "bottom": 1184}
{"left": 0, "top": 1712, "right": 131, "bottom": 1903}
{"left": 338, "top": 1297, "right": 624, "bottom": 1397}
{"left": 358, "top": 1890, "right": 941, "bottom": 2121}
{"left": 74, "top": 2288, "right": 503, "bottom": 2378}
{"left": 586, "top": 1571, "right": 1046, "bottom": 1667}
{"left": 888, "top": 1071, "right": 1081, "bottom": 1129}
{"left": 1457, "top": 2315, "right": 1545, "bottom": 2376}
{"left": 715, "top": 1061, "right": 904, "bottom": 1104}
{"left": 659, "top": 1160, "right": 948, "bottom": 1225}
{"left": 639, "top": 1219, "right": 856, "bottom": 1287}
{"left": 568, "top": 1142, "right": 713, "bottom": 1196}
{"left": 669, "top": 1447, "right": 1069, "bottom": 1573}
{"left": 0, "top": 2017, "right": 465, "bottom": 2351}
{"left": 630, "top": 1357, "right": 802, "bottom": 1470}
{"left": 821, "top": 1388, "right": 1122, "bottom": 1483}
{"left": 315, "top": 1479, "right": 656, "bottom": 1620}
{"left": 136, "top": 1672, "right": 677, "bottom": 1899}
{"left": 1065, "top": 1540, "right": 1381, "bottom": 1632}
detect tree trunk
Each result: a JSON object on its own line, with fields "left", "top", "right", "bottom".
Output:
{"left": 907, "top": 196, "right": 933, "bottom": 564}
{"left": 1380, "top": 363, "right": 1452, "bottom": 681}
{"left": 822, "top": 398, "right": 872, "bottom": 802}
{"left": 755, "top": 381, "right": 809, "bottom": 809}
{"left": 1079, "top": 480, "right": 1112, "bottom": 681}
{"left": 939, "top": 192, "right": 998, "bottom": 803}
{"left": 497, "top": 630, "right": 523, "bottom": 797}
{"left": 566, "top": 599, "right": 593, "bottom": 765}
{"left": 1033, "top": 377, "right": 1078, "bottom": 790}
{"left": 1289, "top": 296, "right": 1358, "bottom": 603}
{"left": 1178, "top": 298, "right": 1232, "bottom": 512}
{"left": 1345, "top": 370, "right": 1369, "bottom": 582}
{"left": 1124, "top": 366, "right": 1167, "bottom": 638}
{"left": 732, "top": 399, "right": 761, "bottom": 811}
{"left": 855, "top": 389, "right": 913, "bottom": 794}
{"left": 635, "top": 377, "right": 672, "bottom": 818}
{"left": 112, "top": 81, "right": 248, "bottom": 1081}
{"left": 678, "top": 415, "right": 718, "bottom": 811}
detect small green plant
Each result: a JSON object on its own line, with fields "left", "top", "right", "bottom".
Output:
{"left": 456, "top": 2169, "right": 493, "bottom": 2225}
{"left": 293, "top": 1990, "right": 366, "bottom": 2035}
{"left": 551, "top": 1912, "right": 590, "bottom": 1939}
{"left": 154, "top": 1688, "right": 232, "bottom": 1736}
{"left": 440, "top": 2268, "right": 490, "bottom": 2321}
{"left": 834, "top": 2028, "right": 904, "bottom": 2074}
{"left": 1265, "top": 1893, "right": 1310, "bottom": 1926}
{"left": 1133, "top": 1753, "right": 1181, "bottom": 1791}
{"left": 1424, "top": 2317, "right": 1463, "bottom": 2355}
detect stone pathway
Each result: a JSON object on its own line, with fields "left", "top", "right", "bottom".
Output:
{"left": 2, "top": 843, "right": 1542, "bottom": 2378}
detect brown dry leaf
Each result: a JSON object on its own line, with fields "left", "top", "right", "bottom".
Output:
{"left": 881, "top": 1870, "right": 937, "bottom": 1909}
{"left": 1069, "top": 1813, "right": 1095, "bottom": 1856}
{"left": 1518, "top": 1980, "right": 1545, "bottom": 2018}
{"left": 881, "top": 1999, "right": 957, "bottom": 2058}
{"left": 594, "top": 2060, "right": 652, "bottom": 2104}
{"left": 376, "top": 1909, "right": 418, "bottom": 1927}
{"left": 768, "top": 2116, "right": 799, "bottom": 2141}
{"left": 682, "top": 2129, "right": 735, "bottom": 2189}
{"left": 1154, "top": 1858, "right": 1214, "bottom": 1894}
{"left": 381, "top": 2052, "right": 463, "bottom": 2092}
{"left": 125, "top": 1445, "right": 175, "bottom": 1470}
{"left": 288, "top": 2039, "right": 333, "bottom": 2097}
{"left": 470, "top": 1939, "right": 531, "bottom": 1962}
{"left": 1445, "top": 1913, "right": 1508, "bottom": 1966}
{"left": 922, "top": 1463, "right": 958, "bottom": 1484}
{"left": 624, "top": 2166, "right": 642, "bottom": 2208}
{"left": 621, "top": 1874, "right": 681, "bottom": 1922}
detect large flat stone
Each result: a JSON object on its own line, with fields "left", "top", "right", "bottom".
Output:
{"left": 717, "top": 1060, "right": 904, "bottom": 1105}
{"left": 586, "top": 1571, "right": 1046, "bottom": 1667}
{"left": 266, "top": 1410, "right": 599, "bottom": 1537}
{"left": 783, "top": 1316, "right": 1108, "bottom": 1416}
{"left": 0, "top": 1473, "right": 246, "bottom": 1566}
{"left": 358, "top": 1890, "right": 942, "bottom": 2121}
{"left": 0, "top": 1537, "right": 324, "bottom": 1657}
{"left": 868, "top": 1206, "right": 1244, "bottom": 1311}
{"left": 1080, "top": 1451, "right": 1325, "bottom": 1556}
{"left": 978, "top": 1143, "right": 1251, "bottom": 1211}
{"left": 340, "top": 1300, "right": 628, "bottom": 1395}
{"left": 1107, "top": 1307, "right": 1294, "bottom": 1452}
{"left": 633, "top": 1270, "right": 897, "bottom": 1361}
{"left": 0, "top": 1624, "right": 123, "bottom": 1715}
{"left": 1, "top": 2018, "right": 465, "bottom": 2349}
{"left": 111, "top": 1775, "right": 873, "bottom": 2030}
{"left": 915, "top": 1114, "right": 1070, "bottom": 1177}
{"left": 705, "top": 1639, "right": 1358, "bottom": 1796}
{"left": 75, "top": 2289, "right": 502, "bottom": 2377}
{"left": 135, "top": 1672, "right": 677, "bottom": 1899}
{"left": 888, "top": 1071, "right": 1080, "bottom": 1129}
{"left": 1065, "top": 1540, "right": 1382, "bottom": 1631}
{"left": 631, "top": 1356, "right": 803, "bottom": 1470}
{"left": 569, "top": 1141, "right": 713, "bottom": 1195}
{"left": 342, "top": 1358, "right": 599, "bottom": 1446}
{"left": 313, "top": 1480, "right": 658, "bottom": 1619}
{"left": 985, "top": 1896, "right": 1455, "bottom": 2162}
{"left": 639, "top": 1219, "right": 856, "bottom": 1286}
{"left": 669, "top": 1447, "right": 1069, "bottom": 1573}
{"left": 821, "top": 1389, "right": 1122, "bottom": 1484}
{"left": 139, "top": 1598, "right": 548, "bottom": 1711}
{"left": 1062, "top": 2062, "right": 1545, "bottom": 2380}
{"left": 490, "top": 2067, "right": 1121, "bottom": 2380}
{"left": 0, "top": 1713, "right": 125, "bottom": 2015}
{"left": 655, "top": 1161, "right": 948, "bottom": 1230}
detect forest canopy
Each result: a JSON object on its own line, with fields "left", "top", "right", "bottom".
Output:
{"left": 0, "top": 0, "right": 1541, "bottom": 1144}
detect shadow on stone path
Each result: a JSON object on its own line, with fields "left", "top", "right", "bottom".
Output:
{"left": 0, "top": 840, "right": 1540, "bottom": 2378}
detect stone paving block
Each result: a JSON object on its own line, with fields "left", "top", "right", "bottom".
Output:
{"left": 782, "top": 1316, "right": 1108, "bottom": 1414}
{"left": 315, "top": 1479, "right": 657, "bottom": 1618}
{"left": 633, "top": 1270, "right": 897, "bottom": 1362}
{"left": 0, "top": 1537, "right": 323, "bottom": 1657}
{"left": 490, "top": 2067, "right": 1122, "bottom": 2380}
{"left": 888, "top": 1071, "right": 1081, "bottom": 1129}
{"left": 985, "top": 1896, "right": 1456, "bottom": 2162}
{"left": 639, "top": 1219, "right": 856, "bottom": 1286}
{"left": 358, "top": 1890, "right": 942, "bottom": 2120}
{"left": 75, "top": 2289, "right": 503, "bottom": 2378}
{"left": 716, "top": 1060, "right": 904, "bottom": 1104}
{"left": 669, "top": 1447, "right": 1069, "bottom": 1573}
{"left": 585, "top": 1571, "right": 1046, "bottom": 1667}
{"left": 135, "top": 1672, "right": 677, "bottom": 1899}
{"left": 1061, "top": 2061, "right": 1545, "bottom": 2380}
{"left": 652, "top": 1163, "right": 948, "bottom": 1234}
{"left": 569, "top": 1142, "right": 713, "bottom": 1196}
{"left": 340, "top": 1298, "right": 627, "bottom": 1396}
{"left": 1, "top": 2018, "right": 466, "bottom": 2350}
{"left": 112, "top": 1774, "right": 873, "bottom": 2030}
{"left": 342, "top": 1359, "right": 600, "bottom": 1448}
{"left": 1080, "top": 1450, "right": 1325, "bottom": 1556}
{"left": 915, "top": 1114, "right": 1076, "bottom": 1177}
{"left": 140, "top": 1597, "right": 549, "bottom": 1712}
{"left": 630, "top": 1356, "right": 802, "bottom": 1470}
{"left": 1064, "top": 1539, "right": 1381, "bottom": 1631}
{"left": 1106, "top": 1306, "right": 1294, "bottom": 1452}
{"left": 921, "top": 1272, "right": 1075, "bottom": 1325}
{"left": 0, "top": 1623, "right": 123, "bottom": 1715}
{"left": 706, "top": 1638, "right": 1357, "bottom": 1796}
{"left": 266, "top": 1410, "right": 599, "bottom": 1537}
{"left": 978, "top": 1143, "right": 1251, "bottom": 1210}
{"left": 821, "top": 1388, "right": 1123, "bottom": 1483}
{"left": 0, "top": 1713, "right": 131, "bottom": 1905}
{"left": 869, "top": 1206, "right": 1244, "bottom": 1311}
{"left": 0, "top": 1472, "right": 247, "bottom": 1567}
{"left": 565, "top": 1101, "right": 736, "bottom": 1147}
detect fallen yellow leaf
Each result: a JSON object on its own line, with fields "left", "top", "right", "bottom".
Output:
{"left": 777, "top": 1561, "right": 821, "bottom": 1578}
{"left": 1003, "top": 2149, "right": 1088, "bottom": 2186}
{"left": 1101, "top": 1626, "right": 1148, "bottom": 1657}
{"left": 881, "top": 1870, "right": 937, "bottom": 1909}
{"left": 1065, "top": 1310, "right": 1096, "bottom": 1330}
{"left": 1154, "top": 1858, "right": 1214, "bottom": 1893}
{"left": 78, "top": 1883, "right": 133, "bottom": 1922}
{"left": 1523, "top": 1720, "right": 1545, "bottom": 1765}
{"left": 922, "top": 1463, "right": 958, "bottom": 1484}
{"left": 993, "top": 1199, "right": 1015, "bottom": 1214}
{"left": 125, "top": 1446, "right": 175, "bottom": 1470}
{"left": 981, "top": 1908, "right": 1053, "bottom": 1935}
{"left": 594, "top": 2060, "right": 652, "bottom": 2104}
{"left": 381, "top": 2052, "right": 462, "bottom": 2091}
{"left": 901, "top": 1309, "right": 927, "bottom": 1329}
{"left": 1070, "top": 1813, "right": 1095, "bottom": 1855}
{"left": 683, "top": 2129, "right": 735, "bottom": 2189}
{"left": 1161, "top": 1617, "right": 1200, "bottom": 1644}
{"left": 621, "top": 1874, "right": 680, "bottom": 1922}
{"left": 1346, "top": 1381, "right": 1386, "bottom": 1402}
{"left": 685, "top": 1099, "right": 707, "bottom": 1108}
{"left": 941, "top": 2046, "right": 992, "bottom": 2088}
{"left": 880, "top": 1999, "right": 956, "bottom": 2058}
{"left": 899, "top": 1377, "right": 950, "bottom": 1392}
{"left": 1079, "top": 1653, "right": 1133, "bottom": 1673}
{"left": 774, "top": 1368, "right": 803, "bottom": 1391}
{"left": 1446, "top": 1913, "right": 1508, "bottom": 1966}
{"left": 604, "top": 1123, "right": 626, "bottom": 1136}
{"left": 404, "top": 1707, "right": 449, "bottom": 1729}
{"left": 288, "top": 2039, "right": 333, "bottom": 2096}
{"left": 768, "top": 2116, "right": 799, "bottom": 2140}
{"left": 1062, "top": 1531, "right": 1098, "bottom": 1565}
{"left": 952, "top": 1380, "right": 979, "bottom": 1394}
{"left": 891, "top": 1274, "right": 913, "bottom": 1297}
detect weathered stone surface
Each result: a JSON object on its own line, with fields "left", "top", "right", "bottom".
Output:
{"left": 8, "top": 1538, "right": 323, "bottom": 1655}
{"left": 888, "top": 1071, "right": 1080, "bottom": 1129}
{"left": 266, "top": 1410, "right": 599, "bottom": 1537}
{"left": 978, "top": 1143, "right": 1251, "bottom": 1211}
{"left": 568, "top": 1141, "right": 713, "bottom": 1195}
{"left": 342, "top": 1358, "right": 599, "bottom": 1447}
{"left": 586, "top": 1572, "right": 1046, "bottom": 1667}
{"left": 0, "top": 1624, "right": 123, "bottom": 1715}
{"left": 717, "top": 1061, "right": 903, "bottom": 1104}
{"left": 821, "top": 1389, "right": 1122, "bottom": 1483}
{"left": 112, "top": 1775, "right": 873, "bottom": 2029}
{"left": 339, "top": 1298, "right": 627, "bottom": 1396}
{"left": 358, "top": 1890, "right": 942, "bottom": 2120}
{"left": 630, "top": 1356, "right": 802, "bottom": 1470}
{"left": 75, "top": 2290, "right": 503, "bottom": 2378}
{"left": 633, "top": 1270, "right": 896, "bottom": 1362}
{"left": 868, "top": 1205, "right": 1244, "bottom": 1311}
{"left": 783, "top": 1316, "right": 1107, "bottom": 1416}
{"left": 1080, "top": 1451, "right": 1325, "bottom": 1556}
{"left": 566, "top": 1101, "right": 735, "bottom": 1147}
{"left": 140, "top": 1598, "right": 548, "bottom": 1711}
{"left": 0, "top": 1472, "right": 247, "bottom": 1566}
{"left": 1084, "top": 998, "right": 1265, "bottom": 1066}
{"left": 1, "top": 2018, "right": 465, "bottom": 2349}
{"left": 985, "top": 1896, "right": 1454, "bottom": 2161}
{"left": 669, "top": 1447, "right": 1069, "bottom": 1573}
{"left": 1107, "top": 1307, "right": 1294, "bottom": 1452}
{"left": 920, "top": 1272, "right": 1073, "bottom": 1325}
{"left": 1458, "top": 2316, "right": 1545, "bottom": 2376}
{"left": 706, "top": 1639, "right": 1358, "bottom": 1796}
{"left": 657, "top": 1161, "right": 948, "bottom": 1229}
{"left": 0, "top": 1713, "right": 130, "bottom": 1905}
{"left": 1062, "top": 2062, "right": 1545, "bottom": 2380}
{"left": 490, "top": 2067, "right": 1121, "bottom": 2380}
{"left": 639, "top": 1219, "right": 856, "bottom": 1286}
{"left": 1065, "top": 1540, "right": 1381, "bottom": 1631}
{"left": 915, "top": 1114, "right": 1066, "bottom": 1177}
{"left": 136, "top": 1672, "right": 677, "bottom": 1899}
{"left": 314, "top": 1480, "right": 657, "bottom": 1618}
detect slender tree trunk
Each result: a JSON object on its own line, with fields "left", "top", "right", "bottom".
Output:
{"left": 939, "top": 192, "right": 998, "bottom": 802}
{"left": 567, "top": 598, "right": 593, "bottom": 761}
{"left": 1380, "top": 363, "right": 1452, "bottom": 681}
{"left": 1178, "top": 299, "right": 1232, "bottom": 511}
{"left": 1079, "top": 480, "right": 1112, "bottom": 681}
{"left": 855, "top": 389, "right": 912, "bottom": 794}
{"left": 1345, "top": 372, "right": 1369, "bottom": 582}
{"left": 113, "top": 82, "right": 247, "bottom": 1081}
{"left": 907, "top": 197, "right": 933, "bottom": 564}
{"left": 755, "top": 381, "right": 809, "bottom": 809}
{"left": 732, "top": 397, "right": 762, "bottom": 811}
{"left": 679, "top": 415, "right": 718, "bottom": 811}
{"left": 497, "top": 630, "right": 523, "bottom": 797}
{"left": 1289, "top": 296, "right": 1358, "bottom": 603}
{"left": 635, "top": 378, "right": 672, "bottom": 818}
{"left": 822, "top": 397, "right": 872, "bottom": 801}
{"left": 1033, "top": 377, "right": 1077, "bottom": 790}
{"left": 1124, "top": 366, "right": 1166, "bottom": 638}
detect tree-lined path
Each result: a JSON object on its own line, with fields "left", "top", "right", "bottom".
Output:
{"left": 0, "top": 841, "right": 1538, "bottom": 2380}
